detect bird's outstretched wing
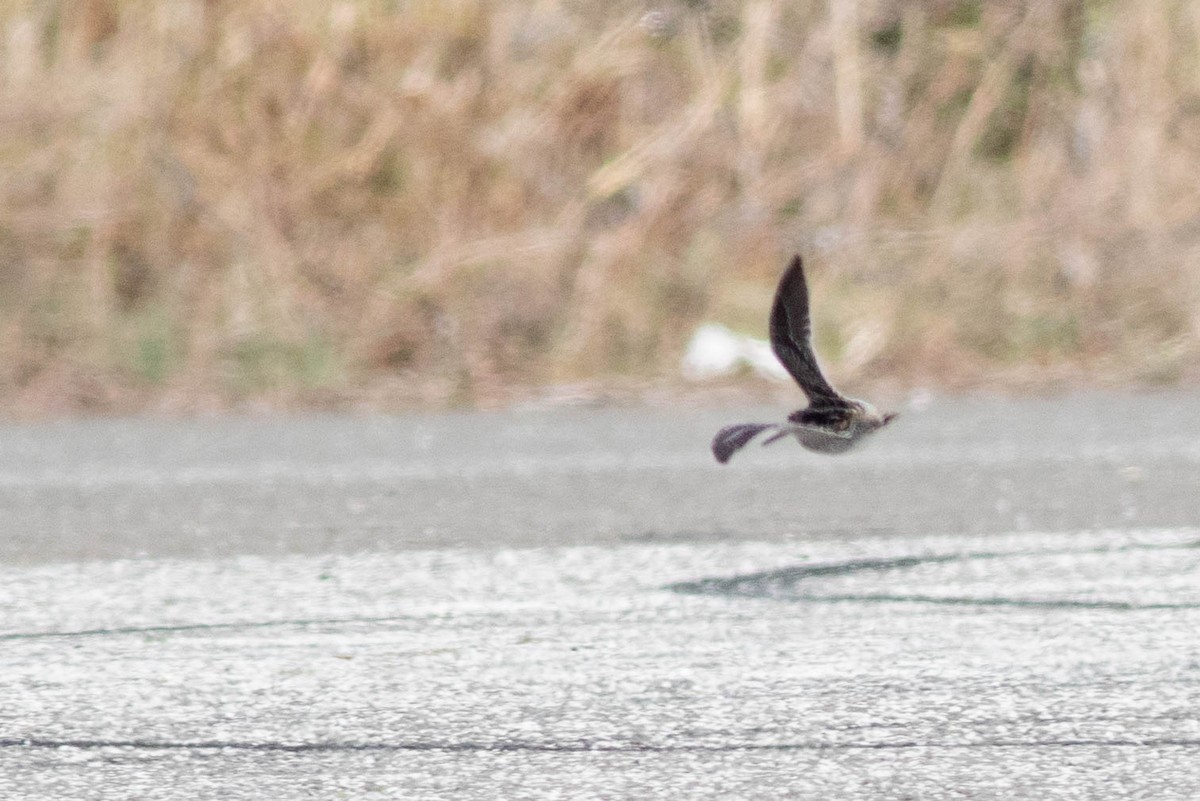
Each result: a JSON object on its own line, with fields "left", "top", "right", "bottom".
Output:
{"left": 711, "top": 423, "right": 776, "bottom": 464}
{"left": 769, "top": 255, "right": 847, "bottom": 407}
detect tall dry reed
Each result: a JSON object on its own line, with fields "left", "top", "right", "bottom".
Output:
{"left": 1, "top": 0, "right": 1199, "bottom": 414}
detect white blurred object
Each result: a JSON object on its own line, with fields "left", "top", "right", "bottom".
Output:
{"left": 681, "top": 323, "right": 790, "bottom": 382}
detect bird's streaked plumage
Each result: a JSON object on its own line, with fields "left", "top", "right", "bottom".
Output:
{"left": 712, "top": 255, "right": 896, "bottom": 464}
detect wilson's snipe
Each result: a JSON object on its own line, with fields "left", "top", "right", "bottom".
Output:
{"left": 712, "top": 255, "right": 897, "bottom": 464}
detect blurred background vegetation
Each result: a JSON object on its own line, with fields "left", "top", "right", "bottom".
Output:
{"left": 2, "top": 0, "right": 1199, "bottom": 416}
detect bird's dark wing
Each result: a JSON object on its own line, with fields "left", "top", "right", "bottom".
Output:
{"left": 787, "top": 406, "right": 853, "bottom": 430}
{"left": 712, "top": 423, "right": 776, "bottom": 464}
{"left": 769, "top": 255, "right": 847, "bottom": 407}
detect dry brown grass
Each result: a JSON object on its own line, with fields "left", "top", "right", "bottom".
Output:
{"left": 2, "top": 0, "right": 1200, "bottom": 416}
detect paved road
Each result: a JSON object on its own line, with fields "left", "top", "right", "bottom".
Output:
{"left": 1, "top": 391, "right": 1198, "bottom": 799}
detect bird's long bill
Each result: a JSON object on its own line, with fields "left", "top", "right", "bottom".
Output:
{"left": 711, "top": 423, "right": 776, "bottom": 464}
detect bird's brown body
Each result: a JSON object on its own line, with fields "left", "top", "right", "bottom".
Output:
{"left": 712, "top": 255, "right": 896, "bottom": 464}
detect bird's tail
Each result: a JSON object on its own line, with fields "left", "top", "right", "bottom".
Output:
{"left": 711, "top": 423, "right": 778, "bottom": 464}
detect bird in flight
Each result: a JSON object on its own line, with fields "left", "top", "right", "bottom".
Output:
{"left": 712, "top": 255, "right": 896, "bottom": 464}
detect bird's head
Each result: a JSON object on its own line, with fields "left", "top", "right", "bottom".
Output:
{"left": 850, "top": 400, "right": 898, "bottom": 434}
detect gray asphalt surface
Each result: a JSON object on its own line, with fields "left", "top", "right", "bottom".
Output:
{"left": 1, "top": 391, "right": 1199, "bottom": 799}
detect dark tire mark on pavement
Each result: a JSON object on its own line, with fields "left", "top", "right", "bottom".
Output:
{"left": 667, "top": 537, "right": 1200, "bottom": 610}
